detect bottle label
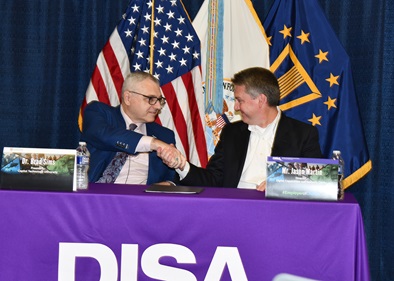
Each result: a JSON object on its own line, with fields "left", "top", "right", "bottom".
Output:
{"left": 76, "top": 155, "right": 89, "bottom": 165}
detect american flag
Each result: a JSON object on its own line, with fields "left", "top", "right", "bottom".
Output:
{"left": 80, "top": 0, "right": 208, "bottom": 167}
{"left": 215, "top": 114, "right": 229, "bottom": 129}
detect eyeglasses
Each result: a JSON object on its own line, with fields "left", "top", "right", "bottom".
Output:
{"left": 128, "top": 90, "right": 166, "bottom": 106}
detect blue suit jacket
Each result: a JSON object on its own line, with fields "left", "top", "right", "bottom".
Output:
{"left": 81, "top": 101, "right": 176, "bottom": 184}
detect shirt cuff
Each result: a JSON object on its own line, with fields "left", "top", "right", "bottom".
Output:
{"left": 136, "top": 136, "right": 153, "bottom": 152}
{"left": 176, "top": 162, "right": 190, "bottom": 180}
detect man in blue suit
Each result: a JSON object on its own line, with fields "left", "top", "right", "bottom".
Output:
{"left": 81, "top": 72, "right": 183, "bottom": 185}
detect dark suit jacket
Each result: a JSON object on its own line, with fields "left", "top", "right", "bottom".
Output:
{"left": 81, "top": 101, "right": 176, "bottom": 184}
{"left": 180, "top": 113, "right": 322, "bottom": 188}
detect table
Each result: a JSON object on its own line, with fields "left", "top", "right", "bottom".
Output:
{"left": 0, "top": 184, "right": 370, "bottom": 281}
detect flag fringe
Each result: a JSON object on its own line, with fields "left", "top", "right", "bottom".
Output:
{"left": 343, "top": 160, "right": 372, "bottom": 189}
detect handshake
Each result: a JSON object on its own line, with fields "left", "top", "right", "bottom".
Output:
{"left": 150, "top": 138, "right": 187, "bottom": 171}
{"left": 149, "top": 137, "right": 267, "bottom": 191}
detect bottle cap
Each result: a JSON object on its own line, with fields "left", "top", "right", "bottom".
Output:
{"left": 333, "top": 150, "right": 341, "bottom": 154}
{"left": 79, "top": 141, "right": 86, "bottom": 145}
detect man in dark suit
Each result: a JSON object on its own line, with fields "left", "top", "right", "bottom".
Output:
{"left": 158, "top": 67, "right": 322, "bottom": 191}
{"left": 81, "top": 71, "right": 184, "bottom": 185}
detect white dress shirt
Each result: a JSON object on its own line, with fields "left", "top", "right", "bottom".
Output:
{"left": 237, "top": 108, "right": 281, "bottom": 189}
{"left": 115, "top": 106, "right": 153, "bottom": 184}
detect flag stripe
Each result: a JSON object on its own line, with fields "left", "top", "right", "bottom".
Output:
{"left": 161, "top": 81, "right": 190, "bottom": 160}
{"left": 102, "top": 41, "right": 123, "bottom": 99}
{"left": 182, "top": 70, "right": 208, "bottom": 166}
{"left": 90, "top": 65, "right": 110, "bottom": 105}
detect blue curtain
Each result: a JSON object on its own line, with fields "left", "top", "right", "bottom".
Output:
{"left": 0, "top": 0, "right": 393, "bottom": 279}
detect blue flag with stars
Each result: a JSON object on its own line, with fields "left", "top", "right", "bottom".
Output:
{"left": 264, "top": 0, "right": 372, "bottom": 188}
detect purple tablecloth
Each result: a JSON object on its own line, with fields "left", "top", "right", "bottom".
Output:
{"left": 0, "top": 183, "right": 370, "bottom": 280}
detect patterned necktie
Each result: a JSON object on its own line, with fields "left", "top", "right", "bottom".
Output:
{"left": 96, "top": 123, "right": 137, "bottom": 183}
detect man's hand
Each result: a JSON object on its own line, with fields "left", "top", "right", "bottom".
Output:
{"left": 157, "top": 145, "right": 186, "bottom": 170}
{"left": 256, "top": 181, "right": 266, "bottom": 192}
{"left": 152, "top": 181, "right": 173, "bottom": 186}
{"left": 151, "top": 139, "right": 186, "bottom": 170}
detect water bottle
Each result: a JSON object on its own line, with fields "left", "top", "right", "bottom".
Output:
{"left": 76, "top": 141, "right": 90, "bottom": 190}
{"left": 332, "top": 150, "right": 344, "bottom": 200}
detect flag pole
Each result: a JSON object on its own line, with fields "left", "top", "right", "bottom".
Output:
{"left": 149, "top": 0, "right": 155, "bottom": 74}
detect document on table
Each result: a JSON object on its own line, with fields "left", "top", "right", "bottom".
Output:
{"left": 145, "top": 185, "right": 204, "bottom": 194}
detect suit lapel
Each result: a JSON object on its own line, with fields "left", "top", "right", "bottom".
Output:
{"left": 114, "top": 106, "right": 127, "bottom": 128}
{"left": 236, "top": 123, "right": 250, "bottom": 164}
{"left": 231, "top": 123, "right": 250, "bottom": 185}
{"left": 271, "top": 114, "right": 290, "bottom": 156}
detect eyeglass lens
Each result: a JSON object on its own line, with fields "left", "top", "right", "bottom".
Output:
{"left": 129, "top": 90, "right": 166, "bottom": 106}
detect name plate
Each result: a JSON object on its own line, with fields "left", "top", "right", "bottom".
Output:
{"left": 266, "top": 156, "right": 339, "bottom": 201}
{"left": 0, "top": 147, "right": 76, "bottom": 192}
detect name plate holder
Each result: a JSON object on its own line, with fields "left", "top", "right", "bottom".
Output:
{"left": 0, "top": 147, "right": 76, "bottom": 192}
{"left": 266, "top": 156, "right": 339, "bottom": 201}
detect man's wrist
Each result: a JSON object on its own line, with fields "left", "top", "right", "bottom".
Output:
{"left": 176, "top": 162, "right": 190, "bottom": 180}
{"left": 138, "top": 136, "right": 154, "bottom": 152}
{"left": 150, "top": 137, "right": 158, "bottom": 151}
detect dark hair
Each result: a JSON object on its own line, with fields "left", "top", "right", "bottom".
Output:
{"left": 231, "top": 67, "right": 280, "bottom": 106}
